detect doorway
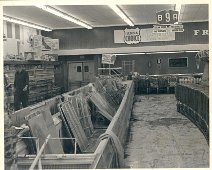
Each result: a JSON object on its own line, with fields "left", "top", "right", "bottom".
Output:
{"left": 68, "top": 61, "right": 95, "bottom": 90}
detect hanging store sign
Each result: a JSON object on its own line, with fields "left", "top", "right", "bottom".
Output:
{"left": 124, "top": 28, "right": 141, "bottom": 44}
{"left": 156, "top": 10, "right": 179, "bottom": 25}
{"left": 153, "top": 24, "right": 184, "bottom": 33}
{"left": 51, "top": 39, "right": 59, "bottom": 50}
{"left": 114, "top": 28, "right": 175, "bottom": 44}
{"left": 33, "top": 35, "right": 42, "bottom": 48}
{"left": 140, "top": 28, "right": 175, "bottom": 42}
{"left": 102, "top": 54, "right": 116, "bottom": 64}
{"left": 155, "top": 10, "right": 184, "bottom": 33}
{"left": 153, "top": 25, "right": 169, "bottom": 33}
{"left": 42, "top": 37, "right": 59, "bottom": 50}
{"left": 170, "top": 24, "right": 184, "bottom": 32}
{"left": 43, "top": 37, "right": 52, "bottom": 50}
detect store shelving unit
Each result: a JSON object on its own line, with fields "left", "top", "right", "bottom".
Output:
{"left": 4, "top": 60, "right": 62, "bottom": 109}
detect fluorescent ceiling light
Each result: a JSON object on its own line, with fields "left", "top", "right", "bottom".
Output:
{"left": 35, "top": 5, "right": 92, "bottom": 29}
{"left": 175, "top": 3, "right": 181, "bottom": 23}
{"left": 3, "top": 15, "right": 52, "bottom": 31}
{"left": 115, "top": 52, "right": 145, "bottom": 55}
{"left": 152, "top": 51, "right": 182, "bottom": 54}
{"left": 146, "top": 51, "right": 183, "bottom": 54}
{"left": 109, "top": 4, "right": 134, "bottom": 27}
{"left": 185, "top": 50, "right": 200, "bottom": 53}
{"left": 175, "top": 4, "right": 181, "bottom": 12}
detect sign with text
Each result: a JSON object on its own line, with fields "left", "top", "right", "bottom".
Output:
{"left": 153, "top": 25, "right": 169, "bottom": 33}
{"left": 170, "top": 24, "right": 184, "bottom": 32}
{"left": 124, "top": 28, "right": 141, "bottom": 44}
{"left": 153, "top": 24, "right": 184, "bottom": 33}
{"left": 42, "top": 37, "right": 59, "bottom": 50}
{"left": 156, "top": 10, "right": 179, "bottom": 25}
{"left": 51, "top": 39, "right": 59, "bottom": 50}
{"left": 102, "top": 54, "right": 116, "bottom": 64}
{"left": 33, "top": 35, "right": 42, "bottom": 48}
{"left": 140, "top": 28, "right": 175, "bottom": 42}
{"left": 114, "top": 28, "right": 175, "bottom": 44}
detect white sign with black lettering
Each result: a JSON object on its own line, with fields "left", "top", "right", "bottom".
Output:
{"left": 170, "top": 24, "right": 184, "bottom": 32}
{"left": 153, "top": 24, "right": 184, "bottom": 33}
{"left": 124, "top": 28, "right": 141, "bottom": 44}
{"left": 114, "top": 28, "right": 175, "bottom": 44}
{"left": 153, "top": 25, "right": 168, "bottom": 33}
{"left": 102, "top": 54, "right": 116, "bottom": 64}
{"left": 156, "top": 10, "right": 179, "bottom": 25}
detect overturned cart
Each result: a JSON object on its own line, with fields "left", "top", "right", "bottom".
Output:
{"left": 6, "top": 78, "right": 134, "bottom": 169}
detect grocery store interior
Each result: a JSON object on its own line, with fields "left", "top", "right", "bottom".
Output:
{"left": 3, "top": 3, "right": 209, "bottom": 169}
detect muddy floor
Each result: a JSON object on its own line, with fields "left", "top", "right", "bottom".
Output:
{"left": 124, "top": 94, "right": 209, "bottom": 168}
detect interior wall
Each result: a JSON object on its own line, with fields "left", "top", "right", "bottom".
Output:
{"left": 114, "top": 52, "right": 204, "bottom": 75}
{"left": 3, "top": 21, "right": 39, "bottom": 58}
{"left": 42, "top": 22, "right": 208, "bottom": 50}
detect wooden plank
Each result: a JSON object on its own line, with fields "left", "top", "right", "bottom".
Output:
{"left": 27, "top": 111, "right": 63, "bottom": 154}
{"left": 10, "top": 107, "right": 30, "bottom": 126}
{"left": 61, "top": 101, "right": 89, "bottom": 151}
{"left": 76, "top": 95, "right": 94, "bottom": 138}
{"left": 57, "top": 103, "right": 75, "bottom": 150}
{"left": 89, "top": 90, "right": 114, "bottom": 121}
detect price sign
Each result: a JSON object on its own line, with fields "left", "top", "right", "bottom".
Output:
{"left": 170, "top": 24, "right": 184, "bottom": 32}
{"left": 153, "top": 25, "right": 168, "bottom": 33}
{"left": 156, "top": 10, "right": 179, "bottom": 24}
{"left": 102, "top": 54, "right": 116, "bottom": 65}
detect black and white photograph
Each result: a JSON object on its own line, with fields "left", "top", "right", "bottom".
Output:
{"left": 2, "top": 0, "right": 210, "bottom": 169}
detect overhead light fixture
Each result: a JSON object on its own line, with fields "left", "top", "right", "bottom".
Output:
{"left": 175, "top": 3, "right": 181, "bottom": 12}
{"left": 175, "top": 3, "right": 181, "bottom": 24}
{"left": 108, "top": 4, "right": 134, "bottom": 27}
{"left": 35, "top": 5, "right": 92, "bottom": 29}
{"left": 145, "top": 51, "right": 184, "bottom": 54}
{"left": 3, "top": 15, "right": 52, "bottom": 31}
{"left": 115, "top": 52, "right": 145, "bottom": 55}
{"left": 185, "top": 50, "right": 200, "bottom": 53}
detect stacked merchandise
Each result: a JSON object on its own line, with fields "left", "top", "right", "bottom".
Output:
{"left": 134, "top": 75, "right": 189, "bottom": 94}
{"left": 148, "top": 77, "right": 159, "bottom": 93}
{"left": 29, "top": 64, "right": 61, "bottom": 103}
{"left": 88, "top": 85, "right": 115, "bottom": 121}
{"left": 4, "top": 62, "right": 61, "bottom": 109}
{"left": 4, "top": 123, "right": 17, "bottom": 166}
{"left": 25, "top": 110, "right": 64, "bottom": 154}
{"left": 89, "top": 77, "right": 126, "bottom": 124}
{"left": 94, "top": 77, "right": 126, "bottom": 107}
{"left": 58, "top": 94, "right": 95, "bottom": 152}
{"left": 58, "top": 79, "right": 125, "bottom": 153}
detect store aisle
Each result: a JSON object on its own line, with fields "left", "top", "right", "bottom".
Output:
{"left": 124, "top": 94, "right": 209, "bottom": 168}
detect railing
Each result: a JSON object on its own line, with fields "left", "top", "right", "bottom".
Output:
{"left": 175, "top": 84, "right": 209, "bottom": 143}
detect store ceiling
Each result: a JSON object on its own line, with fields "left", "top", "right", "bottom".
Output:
{"left": 3, "top": 4, "right": 208, "bottom": 30}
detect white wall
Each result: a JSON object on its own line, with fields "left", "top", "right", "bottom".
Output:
{"left": 3, "top": 21, "right": 39, "bottom": 59}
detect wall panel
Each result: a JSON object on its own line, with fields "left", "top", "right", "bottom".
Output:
{"left": 42, "top": 22, "right": 208, "bottom": 50}
{"left": 114, "top": 52, "right": 205, "bottom": 75}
